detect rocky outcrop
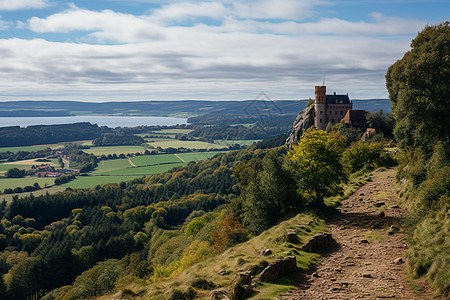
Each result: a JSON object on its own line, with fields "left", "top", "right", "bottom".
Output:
{"left": 285, "top": 105, "right": 314, "bottom": 148}
{"left": 301, "top": 233, "right": 335, "bottom": 252}
{"left": 258, "top": 256, "right": 297, "bottom": 282}
{"left": 229, "top": 271, "right": 252, "bottom": 300}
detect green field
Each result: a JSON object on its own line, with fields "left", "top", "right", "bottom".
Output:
{"left": 0, "top": 144, "right": 63, "bottom": 153}
{"left": 1, "top": 185, "right": 67, "bottom": 203}
{"left": 0, "top": 164, "right": 33, "bottom": 171}
{"left": 214, "top": 140, "right": 261, "bottom": 146}
{"left": 146, "top": 139, "right": 227, "bottom": 150}
{"left": 84, "top": 146, "right": 148, "bottom": 156}
{"left": 0, "top": 177, "right": 55, "bottom": 190}
{"left": 130, "top": 154, "right": 182, "bottom": 167}
{"left": 93, "top": 159, "right": 132, "bottom": 173}
{"left": 61, "top": 176, "right": 143, "bottom": 189}
{"left": 176, "top": 151, "right": 225, "bottom": 162}
{"left": 96, "top": 162, "right": 187, "bottom": 176}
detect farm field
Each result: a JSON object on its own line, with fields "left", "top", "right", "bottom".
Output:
{"left": 61, "top": 175, "right": 143, "bottom": 189}
{"left": 95, "top": 162, "right": 187, "bottom": 176}
{"left": 214, "top": 139, "right": 261, "bottom": 146}
{"left": 0, "top": 164, "right": 33, "bottom": 172}
{"left": 0, "top": 144, "right": 63, "bottom": 153}
{"left": 145, "top": 139, "right": 227, "bottom": 149}
{"left": 1, "top": 185, "right": 66, "bottom": 203}
{"left": 84, "top": 146, "right": 148, "bottom": 156}
{"left": 93, "top": 159, "right": 132, "bottom": 173}
{"left": 176, "top": 151, "right": 226, "bottom": 162}
{"left": 0, "top": 177, "right": 55, "bottom": 191}
{"left": 2, "top": 158, "right": 60, "bottom": 167}
{"left": 154, "top": 129, "right": 193, "bottom": 134}
{"left": 130, "top": 154, "right": 182, "bottom": 166}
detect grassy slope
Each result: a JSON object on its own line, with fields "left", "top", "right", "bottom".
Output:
{"left": 146, "top": 139, "right": 227, "bottom": 150}
{"left": 0, "top": 177, "right": 55, "bottom": 190}
{"left": 113, "top": 214, "right": 326, "bottom": 300}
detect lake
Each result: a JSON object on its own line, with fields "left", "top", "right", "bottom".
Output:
{"left": 0, "top": 116, "right": 188, "bottom": 128}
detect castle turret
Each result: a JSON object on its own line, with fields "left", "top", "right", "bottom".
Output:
{"left": 314, "top": 86, "right": 327, "bottom": 130}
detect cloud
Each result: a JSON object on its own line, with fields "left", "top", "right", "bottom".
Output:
{"left": 231, "top": 0, "right": 327, "bottom": 20}
{"left": 0, "top": 0, "right": 48, "bottom": 11}
{"left": 28, "top": 5, "right": 162, "bottom": 43}
{"left": 150, "top": 2, "right": 227, "bottom": 23}
{"left": 0, "top": 1, "right": 431, "bottom": 101}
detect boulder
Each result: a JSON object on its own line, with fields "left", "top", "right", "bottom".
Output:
{"left": 285, "top": 105, "right": 315, "bottom": 148}
{"left": 301, "top": 233, "right": 334, "bottom": 252}
{"left": 259, "top": 256, "right": 296, "bottom": 282}
{"left": 229, "top": 271, "right": 252, "bottom": 300}
{"left": 210, "top": 290, "right": 230, "bottom": 300}
{"left": 286, "top": 229, "right": 300, "bottom": 243}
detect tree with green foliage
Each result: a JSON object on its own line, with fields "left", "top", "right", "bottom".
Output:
{"left": 287, "top": 130, "right": 347, "bottom": 207}
{"left": 341, "top": 142, "right": 385, "bottom": 173}
{"left": 386, "top": 22, "right": 449, "bottom": 298}
{"left": 233, "top": 150, "right": 303, "bottom": 234}
{"left": 386, "top": 21, "right": 449, "bottom": 153}
{"left": 5, "top": 168, "right": 26, "bottom": 178}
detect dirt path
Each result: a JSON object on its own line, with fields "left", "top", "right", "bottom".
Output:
{"left": 128, "top": 157, "right": 136, "bottom": 167}
{"left": 174, "top": 153, "right": 185, "bottom": 162}
{"left": 281, "top": 168, "right": 428, "bottom": 300}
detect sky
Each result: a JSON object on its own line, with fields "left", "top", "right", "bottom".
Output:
{"left": 0, "top": 0, "right": 448, "bottom": 102}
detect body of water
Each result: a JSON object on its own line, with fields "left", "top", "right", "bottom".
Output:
{"left": 0, "top": 116, "right": 188, "bottom": 128}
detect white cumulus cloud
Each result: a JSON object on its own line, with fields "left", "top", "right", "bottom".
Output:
{"left": 0, "top": 0, "right": 48, "bottom": 11}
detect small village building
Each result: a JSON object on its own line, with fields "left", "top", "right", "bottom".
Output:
{"left": 361, "top": 128, "right": 376, "bottom": 141}
{"left": 343, "top": 109, "right": 367, "bottom": 127}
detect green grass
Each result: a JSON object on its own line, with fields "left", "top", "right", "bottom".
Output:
{"left": 214, "top": 140, "right": 261, "bottom": 146}
{"left": 0, "top": 164, "right": 33, "bottom": 171}
{"left": 130, "top": 154, "right": 181, "bottom": 167}
{"left": 1, "top": 185, "right": 66, "bottom": 203}
{"left": 62, "top": 176, "right": 144, "bottom": 189}
{"left": 0, "top": 177, "right": 55, "bottom": 190}
{"left": 142, "top": 213, "right": 324, "bottom": 299}
{"left": 146, "top": 139, "right": 227, "bottom": 150}
{"left": 0, "top": 144, "right": 63, "bottom": 153}
{"left": 96, "top": 163, "right": 187, "bottom": 176}
{"left": 176, "top": 151, "right": 226, "bottom": 162}
{"left": 93, "top": 159, "right": 132, "bottom": 173}
{"left": 84, "top": 146, "right": 148, "bottom": 156}
{"left": 149, "top": 129, "right": 193, "bottom": 135}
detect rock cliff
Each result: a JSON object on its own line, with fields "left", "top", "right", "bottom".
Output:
{"left": 285, "top": 105, "right": 314, "bottom": 148}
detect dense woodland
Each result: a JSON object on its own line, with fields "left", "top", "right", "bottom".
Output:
{"left": 385, "top": 22, "right": 449, "bottom": 298}
{"left": 0, "top": 125, "right": 394, "bottom": 299}
{"left": 92, "top": 133, "right": 145, "bottom": 146}
{"left": 0, "top": 123, "right": 107, "bottom": 147}
{"left": 0, "top": 22, "right": 446, "bottom": 300}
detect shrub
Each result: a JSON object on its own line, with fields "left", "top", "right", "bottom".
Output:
{"left": 342, "top": 142, "right": 384, "bottom": 173}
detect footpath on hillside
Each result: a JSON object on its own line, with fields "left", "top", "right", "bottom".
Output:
{"left": 281, "top": 168, "right": 429, "bottom": 300}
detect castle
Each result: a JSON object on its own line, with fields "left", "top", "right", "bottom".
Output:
{"left": 313, "top": 85, "right": 365, "bottom": 130}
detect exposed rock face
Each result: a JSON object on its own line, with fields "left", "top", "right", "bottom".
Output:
{"left": 229, "top": 271, "right": 252, "bottom": 300}
{"left": 301, "top": 233, "right": 335, "bottom": 252}
{"left": 258, "top": 256, "right": 297, "bottom": 282}
{"left": 285, "top": 105, "right": 315, "bottom": 148}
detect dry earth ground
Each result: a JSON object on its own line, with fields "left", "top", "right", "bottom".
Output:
{"left": 281, "top": 168, "right": 431, "bottom": 300}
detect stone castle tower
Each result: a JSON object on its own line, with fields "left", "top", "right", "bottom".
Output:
{"left": 313, "top": 85, "right": 353, "bottom": 130}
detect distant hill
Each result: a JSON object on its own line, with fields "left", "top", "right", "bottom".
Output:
{"left": 0, "top": 99, "right": 391, "bottom": 119}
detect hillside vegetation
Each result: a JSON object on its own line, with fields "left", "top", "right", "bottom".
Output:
{"left": 0, "top": 126, "right": 394, "bottom": 299}
{"left": 386, "top": 21, "right": 449, "bottom": 298}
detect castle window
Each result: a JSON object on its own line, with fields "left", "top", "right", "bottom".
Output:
{"left": 320, "top": 111, "right": 323, "bottom": 115}
{"left": 330, "top": 111, "right": 332, "bottom": 115}
{"left": 331, "top": 119, "right": 335, "bottom": 123}
{"left": 335, "top": 111, "right": 337, "bottom": 115}
{"left": 341, "top": 111, "right": 343, "bottom": 115}
{"left": 320, "top": 119, "right": 322, "bottom": 123}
